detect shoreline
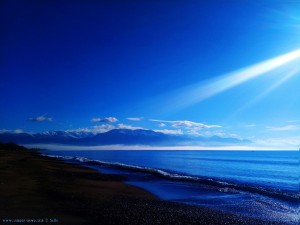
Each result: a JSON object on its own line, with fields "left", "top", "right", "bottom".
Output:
{"left": 0, "top": 144, "right": 290, "bottom": 225}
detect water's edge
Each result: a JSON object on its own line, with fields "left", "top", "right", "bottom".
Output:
{"left": 41, "top": 153, "right": 299, "bottom": 224}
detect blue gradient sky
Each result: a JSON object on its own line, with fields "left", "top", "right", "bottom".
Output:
{"left": 1, "top": 1, "right": 300, "bottom": 149}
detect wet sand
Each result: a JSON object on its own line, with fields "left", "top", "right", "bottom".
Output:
{"left": 0, "top": 143, "right": 286, "bottom": 225}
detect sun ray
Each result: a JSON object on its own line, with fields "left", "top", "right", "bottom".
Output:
{"left": 165, "top": 49, "right": 300, "bottom": 111}
{"left": 232, "top": 66, "right": 300, "bottom": 117}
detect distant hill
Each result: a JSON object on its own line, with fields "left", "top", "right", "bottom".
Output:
{"left": 0, "top": 141, "right": 27, "bottom": 150}
{"left": 0, "top": 129, "right": 250, "bottom": 146}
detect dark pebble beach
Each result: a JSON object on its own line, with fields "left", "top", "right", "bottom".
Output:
{"left": 0, "top": 143, "right": 288, "bottom": 225}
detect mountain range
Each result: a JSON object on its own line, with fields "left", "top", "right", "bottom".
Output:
{"left": 0, "top": 129, "right": 250, "bottom": 147}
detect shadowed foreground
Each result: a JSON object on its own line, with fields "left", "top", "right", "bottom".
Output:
{"left": 0, "top": 143, "right": 285, "bottom": 225}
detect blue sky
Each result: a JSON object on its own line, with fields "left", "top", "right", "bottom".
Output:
{"left": 1, "top": 1, "right": 300, "bottom": 149}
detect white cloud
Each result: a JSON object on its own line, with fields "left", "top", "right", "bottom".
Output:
{"left": 126, "top": 117, "right": 144, "bottom": 121}
{"left": 254, "top": 136, "right": 300, "bottom": 150}
{"left": 67, "top": 123, "right": 147, "bottom": 134}
{"left": 0, "top": 129, "right": 25, "bottom": 134}
{"left": 150, "top": 119, "right": 221, "bottom": 129}
{"left": 117, "top": 123, "right": 145, "bottom": 130}
{"left": 68, "top": 124, "right": 115, "bottom": 134}
{"left": 154, "top": 129, "right": 183, "bottom": 135}
{"left": 91, "top": 118, "right": 102, "bottom": 122}
{"left": 14, "top": 129, "right": 24, "bottom": 134}
{"left": 187, "top": 128, "right": 202, "bottom": 136}
{"left": 206, "top": 131, "right": 242, "bottom": 139}
{"left": 266, "top": 125, "right": 299, "bottom": 131}
{"left": 91, "top": 117, "right": 118, "bottom": 123}
{"left": 158, "top": 123, "right": 166, "bottom": 127}
{"left": 92, "top": 125, "right": 116, "bottom": 133}
{"left": 187, "top": 129, "right": 243, "bottom": 139}
{"left": 28, "top": 115, "right": 52, "bottom": 122}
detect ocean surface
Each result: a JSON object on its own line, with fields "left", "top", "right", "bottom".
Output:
{"left": 42, "top": 150, "right": 299, "bottom": 224}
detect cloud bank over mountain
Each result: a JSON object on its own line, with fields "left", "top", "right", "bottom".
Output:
{"left": 0, "top": 127, "right": 250, "bottom": 148}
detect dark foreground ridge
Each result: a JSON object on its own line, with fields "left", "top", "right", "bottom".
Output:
{"left": 0, "top": 142, "right": 287, "bottom": 225}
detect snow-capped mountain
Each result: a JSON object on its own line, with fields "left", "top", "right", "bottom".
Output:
{"left": 0, "top": 129, "right": 249, "bottom": 146}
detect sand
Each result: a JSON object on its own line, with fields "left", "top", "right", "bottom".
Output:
{"left": 0, "top": 143, "right": 287, "bottom": 225}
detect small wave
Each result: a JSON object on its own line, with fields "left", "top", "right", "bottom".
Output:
{"left": 218, "top": 187, "right": 240, "bottom": 194}
{"left": 42, "top": 154, "right": 300, "bottom": 204}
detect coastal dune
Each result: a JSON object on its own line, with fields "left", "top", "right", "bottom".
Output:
{"left": 0, "top": 143, "right": 285, "bottom": 225}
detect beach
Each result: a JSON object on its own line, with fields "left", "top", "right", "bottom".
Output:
{"left": 0, "top": 144, "right": 288, "bottom": 225}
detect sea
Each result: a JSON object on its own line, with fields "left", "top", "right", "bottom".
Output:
{"left": 42, "top": 150, "right": 299, "bottom": 224}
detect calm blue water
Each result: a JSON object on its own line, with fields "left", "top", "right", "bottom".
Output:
{"left": 43, "top": 150, "right": 299, "bottom": 224}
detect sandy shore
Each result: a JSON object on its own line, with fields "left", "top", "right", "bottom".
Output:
{"left": 0, "top": 143, "right": 286, "bottom": 225}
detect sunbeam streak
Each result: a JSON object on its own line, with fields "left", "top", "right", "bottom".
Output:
{"left": 232, "top": 67, "right": 300, "bottom": 117}
{"left": 167, "top": 49, "right": 300, "bottom": 111}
